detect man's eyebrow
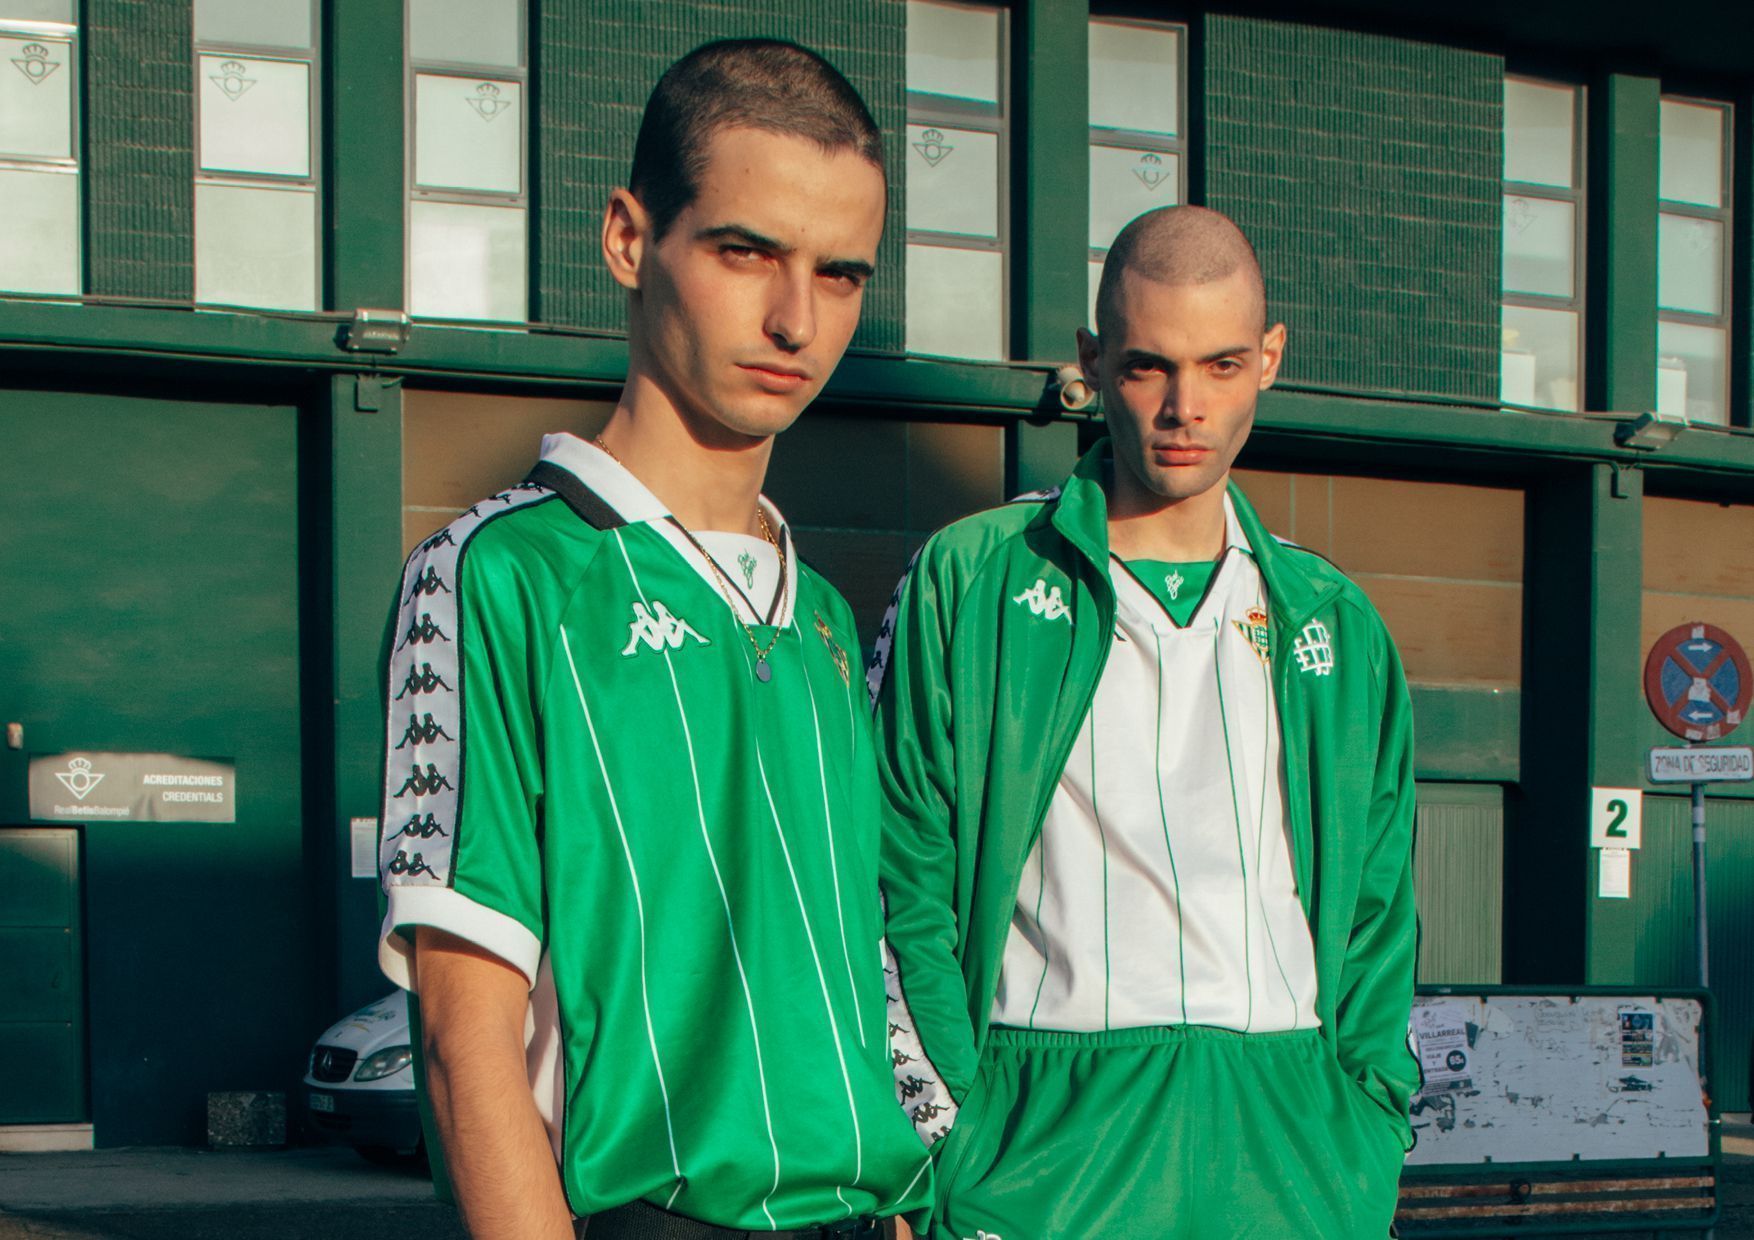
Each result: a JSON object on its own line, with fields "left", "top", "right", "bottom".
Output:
{"left": 1117, "top": 344, "right": 1257, "bottom": 369}
{"left": 819, "top": 257, "right": 876, "bottom": 281}
{"left": 1200, "top": 343, "right": 1257, "bottom": 364}
{"left": 696, "top": 224, "right": 792, "bottom": 254}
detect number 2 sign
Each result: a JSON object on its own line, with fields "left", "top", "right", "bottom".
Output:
{"left": 1589, "top": 787, "right": 1644, "bottom": 850}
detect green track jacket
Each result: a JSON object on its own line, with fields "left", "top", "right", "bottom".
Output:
{"left": 871, "top": 441, "right": 1419, "bottom": 1151}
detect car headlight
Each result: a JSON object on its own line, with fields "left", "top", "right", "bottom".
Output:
{"left": 354, "top": 1045, "right": 414, "bottom": 1082}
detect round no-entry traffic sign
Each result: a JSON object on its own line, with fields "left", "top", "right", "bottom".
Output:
{"left": 1644, "top": 622, "right": 1752, "bottom": 741}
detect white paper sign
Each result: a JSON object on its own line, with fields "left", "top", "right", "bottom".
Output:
{"left": 1589, "top": 786, "right": 1643, "bottom": 850}
{"left": 351, "top": 817, "right": 380, "bottom": 879}
{"left": 1599, "top": 846, "right": 1632, "bottom": 898}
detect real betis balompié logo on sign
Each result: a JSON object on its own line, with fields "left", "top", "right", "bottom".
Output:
{"left": 1234, "top": 605, "right": 1270, "bottom": 664}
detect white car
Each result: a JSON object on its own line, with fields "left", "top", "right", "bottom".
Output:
{"left": 302, "top": 991, "right": 424, "bottom": 1163}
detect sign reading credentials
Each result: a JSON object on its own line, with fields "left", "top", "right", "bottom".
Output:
{"left": 1643, "top": 622, "right": 1751, "bottom": 741}
{"left": 1649, "top": 746, "right": 1754, "bottom": 784}
{"left": 28, "top": 752, "right": 236, "bottom": 823}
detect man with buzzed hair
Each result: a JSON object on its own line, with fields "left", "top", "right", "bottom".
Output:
{"left": 380, "top": 38, "right": 932, "bottom": 1240}
{"left": 871, "top": 205, "right": 1417, "bottom": 1237}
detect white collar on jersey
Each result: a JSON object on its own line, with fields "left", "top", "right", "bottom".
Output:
{"left": 536, "top": 431, "right": 799, "bottom": 629}
{"left": 1221, "top": 492, "right": 1254, "bottom": 558}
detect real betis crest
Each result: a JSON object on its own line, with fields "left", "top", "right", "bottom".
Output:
{"left": 814, "top": 611, "right": 850, "bottom": 685}
{"left": 1234, "top": 605, "right": 1270, "bottom": 664}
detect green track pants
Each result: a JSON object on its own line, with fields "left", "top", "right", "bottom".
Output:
{"left": 925, "top": 1025, "right": 1405, "bottom": 1240}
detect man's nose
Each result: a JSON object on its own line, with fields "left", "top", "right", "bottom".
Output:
{"left": 764, "top": 267, "right": 817, "bottom": 352}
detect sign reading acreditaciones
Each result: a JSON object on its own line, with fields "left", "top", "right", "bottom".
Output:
{"left": 28, "top": 752, "right": 236, "bottom": 823}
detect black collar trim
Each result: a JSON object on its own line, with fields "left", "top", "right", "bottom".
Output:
{"left": 526, "top": 461, "right": 627, "bottom": 531}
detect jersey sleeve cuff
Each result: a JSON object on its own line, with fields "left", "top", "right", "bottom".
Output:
{"left": 378, "top": 885, "right": 543, "bottom": 992}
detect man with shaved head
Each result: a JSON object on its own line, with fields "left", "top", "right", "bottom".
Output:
{"left": 871, "top": 205, "right": 1417, "bottom": 1236}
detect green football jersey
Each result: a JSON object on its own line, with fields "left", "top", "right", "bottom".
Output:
{"left": 378, "top": 434, "right": 932, "bottom": 1227}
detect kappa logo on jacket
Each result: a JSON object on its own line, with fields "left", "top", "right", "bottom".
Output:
{"left": 1012, "top": 578, "right": 1073, "bottom": 624}
{"left": 621, "top": 599, "right": 709, "bottom": 656}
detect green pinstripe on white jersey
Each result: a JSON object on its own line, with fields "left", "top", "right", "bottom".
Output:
{"left": 378, "top": 434, "right": 931, "bottom": 1228}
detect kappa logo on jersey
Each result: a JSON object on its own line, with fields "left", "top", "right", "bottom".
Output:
{"left": 620, "top": 600, "right": 709, "bottom": 656}
{"left": 395, "top": 712, "right": 455, "bottom": 749}
{"left": 386, "top": 849, "right": 439, "bottom": 879}
{"left": 398, "top": 612, "right": 451, "bottom": 650}
{"left": 394, "top": 662, "right": 452, "bottom": 699}
{"left": 393, "top": 762, "right": 455, "bottom": 798}
{"left": 1012, "top": 578, "right": 1073, "bottom": 623}
{"left": 393, "top": 813, "right": 448, "bottom": 840}
{"left": 962, "top": 1231, "right": 1004, "bottom": 1240}
{"left": 406, "top": 565, "right": 451, "bottom": 601}
{"left": 420, "top": 528, "right": 455, "bottom": 553}
{"left": 1293, "top": 618, "right": 1335, "bottom": 676}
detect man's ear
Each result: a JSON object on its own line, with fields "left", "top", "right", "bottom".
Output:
{"left": 1076, "top": 326, "right": 1102, "bottom": 390}
{"left": 601, "top": 188, "right": 650, "bottom": 292}
{"left": 1258, "top": 323, "right": 1287, "bottom": 391}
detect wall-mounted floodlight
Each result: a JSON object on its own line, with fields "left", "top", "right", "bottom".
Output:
{"left": 340, "top": 309, "right": 410, "bottom": 355}
{"left": 1614, "top": 410, "right": 1685, "bottom": 451}
{"left": 1051, "top": 364, "right": 1097, "bottom": 414}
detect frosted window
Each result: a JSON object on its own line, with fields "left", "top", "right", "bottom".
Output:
{"left": 906, "top": 0, "right": 1001, "bottom": 106}
{"left": 907, "top": 124, "right": 998, "bottom": 239}
{"left": 409, "top": 200, "right": 527, "bottom": 321}
{"left": 1088, "top": 21, "right": 1178, "bottom": 135}
{"left": 1657, "top": 320, "right": 1728, "bottom": 426}
{"left": 1091, "top": 147, "right": 1180, "bottom": 250}
{"left": 0, "top": 36, "right": 73, "bottom": 162}
{"left": 1659, "top": 100, "right": 1725, "bottom": 208}
{"left": 1505, "top": 79, "right": 1576, "bottom": 189}
{"left": 1501, "top": 304, "right": 1579, "bottom": 411}
{"left": 414, "top": 74, "right": 521, "bottom": 194}
{"left": 906, "top": 243, "right": 1003, "bottom": 361}
{"left": 0, "top": 167, "right": 77, "bottom": 295}
{"left": 199, "top": 55, "right": 310, "bottom": 177}
{"left": 1502, "top": 195, "right": 1574, "bottom": 298}
{"left": 409, "top": 0, "right": 522, "bottom": 69}
{"left": 194, "top": 0, "right": 313, "bottom": 50}
{"left": 1, "top": 1, "right": 74, "bottom": 20}
{"left": 1658, "top": 213, "right": 1724, "bottom": 316}
{"left": 195, "top": 182, "right": 317, "bottom": 310}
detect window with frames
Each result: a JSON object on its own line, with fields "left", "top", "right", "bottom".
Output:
{"left": 1501, "top": 77, "right": 1584, "bottom": 413}
{"left": 194, "top": 0, "right": 320, "bottom": 311}
{"left": 1657, "top": 97, "right": 1733, "bottom": 426}
{"left": 905, "top": 0, "right": 1007, "bottom": 361}
{"left": 1086, "top": 17, "right": 1185, "bottom": 328}
{"left": 407, "top": 0, "right": 527, "bottom": 322}
{"left": 0, "top": 1, "right": 79, "bottom": 297}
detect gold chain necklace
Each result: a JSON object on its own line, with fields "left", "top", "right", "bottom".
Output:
{"left": 594, "top": 435, "right": 788, "bottom": 682}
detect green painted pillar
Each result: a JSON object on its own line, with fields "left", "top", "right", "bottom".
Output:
{"left": 1587, "top": 73, "right": 1660, "bottom": 414}
{"left": 325, "top": 0, "right": 406, "bottom": 311}
{"left": 1009, "top": 0, "right": 1087, "bottom": 364}
{"left": 324, "top": 374, "right": 406, "bottom": 1011}
{"left": 1508, "top": 463, "right": 1645, "bottom": 985}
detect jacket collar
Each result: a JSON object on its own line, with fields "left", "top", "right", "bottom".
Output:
{"left": 1046, "top": 439, "right": 1334, "bottom": 627}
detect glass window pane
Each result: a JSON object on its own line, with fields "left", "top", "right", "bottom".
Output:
{"left": 1505, "top": 78, "right": 1575, "bottom": 189}
{"left": 1658, "top": 212, "right": 1724, "bottom": 315}
{"left": 1501, "top": 304, "right": 1579, "bottom": 411}
{"left": 1088, "top": 258, "right": 1102, "bottom": 330}
{"left": 409, "top": 0, "right": 522, "bottom": 69}
{"left": 0, "top": 167, "right": 77, "bottom": 294}
{"left": 1090, "top": 146, "right": 1180, "bottom": 250}
{"left": 199, "top": 55, "right": 310, "bottom": 177}
{"left": 1658, "top": 320, "right": 1728, "bottom": 425}
{"left": 906, "top": 124, "right": 997, "bottom": 238}
{"left": 194, "top": 0, "right": 312, "bottom": 50}
{"left": 0, "top": 35, "right": 72, "bottom": 161}
{"left": 906, "top": 242, "right": 1003, "bottom": 360}
{"left": 0, "top": 2, "right": 74, "bottom": 21}
{"left": 1502, "top": 194, "right": 1574, "bottom": 298}
{"left": 415, "top": 74, "right": 521, "bottom": 194}
{"left": 1660, "top": 99, "right": 1725, "bottom": 208}
{"left": 409, "top": 200, "right": 526, "bottom": 321}
{"left": 906, "top": 0, "right": 1000, "bottom": 108}
{"left": 1089, "top": 21, "right": 1179, "bottom": 136}
{"left": 195, "top": 182, "right": 316, "bottom": 310}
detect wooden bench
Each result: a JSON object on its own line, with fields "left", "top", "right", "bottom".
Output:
{"left": 1395, "top": 1167, "right": 1717, "bottom": 1235}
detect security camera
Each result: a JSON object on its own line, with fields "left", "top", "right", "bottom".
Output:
{"left": 1053, "top": 364, "right": 1097, "bottom": 413}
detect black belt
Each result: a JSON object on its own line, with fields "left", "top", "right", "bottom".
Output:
{"left": 582, "top": 1199, "right": 886, "bottom": 1240}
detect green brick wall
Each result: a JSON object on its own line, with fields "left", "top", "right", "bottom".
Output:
{"left": 84, "top": 0, "right": 193, "bottom": 301}
{"left": 1203, "top": 16, "right": 1501, "bottom": 402}
{"left": 536, "top": 1, "right": 906, "bottom": 350}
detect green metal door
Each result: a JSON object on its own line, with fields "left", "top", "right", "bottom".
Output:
{"left": 0, "top": 827, "right": 85, "bottom": 1123}
{"left": 1414, "top": 783, "right": 1504, "bottom": 985}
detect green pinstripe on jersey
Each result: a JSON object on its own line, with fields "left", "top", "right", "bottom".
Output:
{"left": 379, "top": 438, "right": 931, "bottom": 1229}
{"left": 1211, "top": 629, "right": 1256, "bottom": 1031}
{"left": 1150, "top": 630, "right": 1190, "bottom": 1025}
